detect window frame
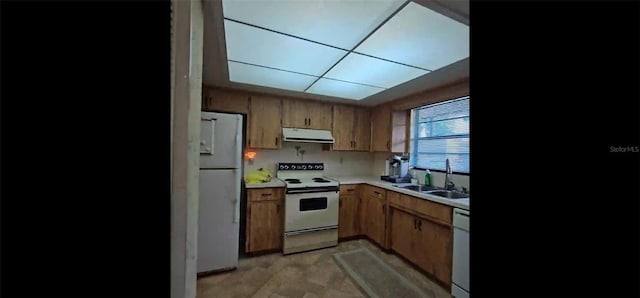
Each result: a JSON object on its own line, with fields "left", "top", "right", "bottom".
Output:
{"left": 410, "top": 96, "right": 470, "bottom": 175}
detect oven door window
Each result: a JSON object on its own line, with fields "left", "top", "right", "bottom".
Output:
{"left": 299, "top": 197, "right": 327, "bottom": 211}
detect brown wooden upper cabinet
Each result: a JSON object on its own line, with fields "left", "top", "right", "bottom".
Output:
{"left": 201, "top": 87, "right": 249, "bottom": 114}
{"left": 332, "top": 105, "right": 370, "bottom": 151}
{"left": 353, "top": 108, "right": 371, "bottom": 151}
{"left": 371, "top": 104, "right": 392, "bottom": 152}
{"left": 391, "top": 110, "right": 409, "bottom": 153}
{"left": 281, "top": 99, "right": 332, "bottom": 130}
{"left": 248, "top": 95, "right": 282, "bottom": 149}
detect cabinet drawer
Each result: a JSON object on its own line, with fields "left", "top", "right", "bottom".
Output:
{"left": 389, "top": 192, "right": 452, "bottom": 225}
{"left": 413, "top": 197, "right": 452, "bottom": 224}
{"left": 248, "top": 188, "right": 283, "bottom": 202}
{"left": 339, "top": 184, "right": 358, "bottom": 197}
{"left": 388, "top": 191, "right": 412, "bottom": 208}
{"left": 364, "top": 185, "right": 385, "bottom": 200}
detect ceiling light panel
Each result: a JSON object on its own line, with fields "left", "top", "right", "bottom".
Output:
{"left": 324, "top": 53, "right": 429, "bottom": 88}
{"left": 355, "top": 2, "right": 469, "bottom": 71}
{"left": 228, "top": 61, "right": 318, "bottom": 91}
{"left": 222, "top": 0, "right": 405, "bottom": 50}
{"left": 306, "top": 78, "right": 385, "bottom": 100}
{"left": 224, "top": 20, "right": 346, "bottom": 76}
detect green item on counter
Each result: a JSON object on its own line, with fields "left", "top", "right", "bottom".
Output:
{"left": 424, "top": 169, "right": 431, "bottom": 186}
{"left": 245, "top": 168, "right": 273, "bottom": 184}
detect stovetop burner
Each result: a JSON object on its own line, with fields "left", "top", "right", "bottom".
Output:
{"left": 285, "top": 179, "right": 302, "bottom": 184}
{"left": 312, "top": 178, "right": 331, "bottom": 183}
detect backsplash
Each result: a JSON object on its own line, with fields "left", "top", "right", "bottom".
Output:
{"left": 244, "top": 142, "right": 373, "bottom": 177}
{"left": 244, "top": 144, "right": 470, "bottom": 191}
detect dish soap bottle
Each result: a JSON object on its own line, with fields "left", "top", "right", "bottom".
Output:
{"left": 424, "top": 169, "right": 432, "bottom": 186}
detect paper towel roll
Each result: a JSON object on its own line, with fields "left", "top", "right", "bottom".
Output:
{"left": 384, "top": 159, "right": 389, "bottom": 176}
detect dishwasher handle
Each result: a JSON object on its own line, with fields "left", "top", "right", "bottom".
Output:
{"left": 453, "top": 208, "right": 470, "bottom": 231}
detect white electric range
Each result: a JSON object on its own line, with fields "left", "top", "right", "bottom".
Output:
{"left": 277, "top": 163, "right": 339, "bottom": 254}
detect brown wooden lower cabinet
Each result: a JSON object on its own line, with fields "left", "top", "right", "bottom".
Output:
{"left": 337, "top": 185, "right": 454, "bottom": 288}
{"left": 246, "top": 188, "right": 284, "bottom": 253}
{"left": 390, "top": 207, "right": 418, "bottom": 260}
{"left": 338, "top": 185, "right": 360, "bottom": 239}
{"left": 366, "top": 195, "right": 387, "bottom": 248}
{"left": 389, "top": 207, "right": 453, "bottom": 288}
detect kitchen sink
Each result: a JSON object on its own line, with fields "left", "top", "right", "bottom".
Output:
{"left": 424, "top": 190, "right": 469, "bottom": 199}
{"left": 392, "top": 184, "right": 469, "bottom": 200}
{"left": 395, "top": 185, "right": 441, "bottom": 192}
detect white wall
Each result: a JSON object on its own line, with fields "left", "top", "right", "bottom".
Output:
{"left": 371, "top": 152, "right": 393, "bottom": 176}
{"left": 244, "top": 142, "right": 373, "bottom": 177}
{"left": 171, "top": 0, "right": 202, "bottom": 297}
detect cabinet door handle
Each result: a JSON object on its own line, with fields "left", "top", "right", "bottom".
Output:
{"left": 382, "top": 205, "right": 386, "bottom": 214}
{"left": 353, "top": 141, "right": 356, "bottom": 148}
{"left": 373, "top": 191, "right": 381, "bottom": 195}
{"left": 347, "top": 189, "right": 355, "bottom": 192}
{"left": 387, "top": 141, "right": 390, "bottom": 149}
{"left": 414, "top": 218, "right": 417, "bottom": 230}
{"left": 277, "top": 204, "right": 280, "bottom": 213}
{"left": 308, "top": 118, "right": 311, "bottom": 126}
{"left": 417, "top": 220, "right": 422, "bottom": 231}
{"left": 261, "top": 193, "right": 272, "bottom": 197}
{"left": 275, "top": 137, "right": 279, "bottom": 146}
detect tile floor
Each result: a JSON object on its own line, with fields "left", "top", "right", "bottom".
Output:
{"left": 197, "top": 239, "right": 452, "bottom": 298}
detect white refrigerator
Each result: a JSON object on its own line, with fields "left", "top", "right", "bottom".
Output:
{"left": 198, "top": 111, "right": 243, "bottom": 274}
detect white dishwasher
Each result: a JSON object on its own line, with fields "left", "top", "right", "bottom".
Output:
{"left": 452, "top": 208, "right": 470, "bottom": 298}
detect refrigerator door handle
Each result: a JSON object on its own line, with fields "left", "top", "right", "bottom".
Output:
{"left": 232, "top": 115, "right": 243, "bottom": 224}
{"left": 232, "top": 196, "right": 239, "bottom": 223}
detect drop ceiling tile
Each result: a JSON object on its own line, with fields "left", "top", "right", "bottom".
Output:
{"left": 228, "top": 61, "right": 318, "bottom": 92}
{"left": 355, "top": 2, "right": 469, "bottom": 71}
{"left": 222, "top": 0, "right": 405, "bottom": 49}
{"left": 224, "top": 20, "right": 347, "bottom": 76}
{"left": 306, "top": 78, "right": 385, "bottom": 100}
{"left": 324, "top": 53, "right": 429, "bottom": 88}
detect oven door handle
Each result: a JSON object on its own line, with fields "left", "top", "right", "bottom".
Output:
{"left": 284, "top": 226, "right": 338, "bottom": 237}
{"left": 286, "top": 187, "right": 339, "bottom": 194}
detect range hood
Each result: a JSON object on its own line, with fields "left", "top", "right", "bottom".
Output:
{"left": 282, "top": 128, "right": 335, "bottom": 144}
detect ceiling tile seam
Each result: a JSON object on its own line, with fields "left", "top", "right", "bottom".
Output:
{"left": 223, "top": 13, "right": 430, "bottom": 72}
{"left": 227, "top": 60, "right": 386, "bottom": 89}
{"left": 302, "top": 0, "right": 412, "bottom": 93}
{"left": 223, "top": 17, "right": 349, "bottom": 52}
{"left": 317, "top": 77, "right": 387, "bottom": 90}
{"left": 228, "top": 59, "right": 317, "bottom": 78}
{"left": 352, "top": 51, "right": 432, "bottom": 72}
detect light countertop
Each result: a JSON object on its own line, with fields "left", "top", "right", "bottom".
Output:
{"left": 327, "top": 175, "right": 470, "bottom": 211}
{"left": 245, "top": 177, "right": 286, "bottom": 189}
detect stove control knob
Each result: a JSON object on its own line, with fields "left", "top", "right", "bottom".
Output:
{"left": 302, "top": 165, "right": 307, "bottom": 170}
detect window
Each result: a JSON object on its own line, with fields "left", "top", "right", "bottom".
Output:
{"left": 410, "top": 97, "right": 469, "bottom": 173}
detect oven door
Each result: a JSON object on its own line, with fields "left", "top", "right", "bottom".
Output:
{"left": 285, "top": 190, "right": 339, "bottom": 232}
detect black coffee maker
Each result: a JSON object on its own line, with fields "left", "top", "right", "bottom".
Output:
{"left": 381, "top": 154, "right": 411, "bottom": 183}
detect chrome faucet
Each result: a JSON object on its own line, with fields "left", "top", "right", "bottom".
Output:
{"left": 444, "top": 158, "right": 455, "bottom": 190}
